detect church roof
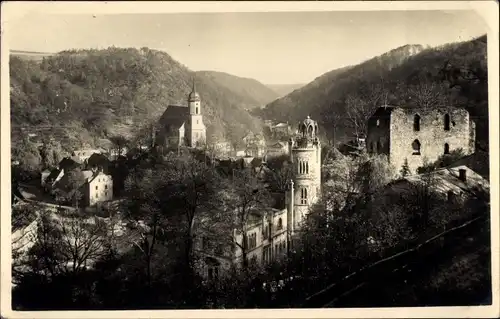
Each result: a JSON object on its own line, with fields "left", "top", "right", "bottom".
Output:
{"left": 159, "top": 105, "right": 190, "bottom": 129}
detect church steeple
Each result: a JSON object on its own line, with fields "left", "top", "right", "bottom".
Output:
{"left": 188, "top": 76, "right": 201, "bottom": 102}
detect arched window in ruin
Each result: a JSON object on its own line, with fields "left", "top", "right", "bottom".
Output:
{"left": 444, "top": 143, "right": 450, "bottom": 154}
{"left": 412, "top": 139, "right": 421, "bottom": 155}
{"left": 308, "top": 125, "right": 313, "bottom": 138}
{"left": 444, "top": 114, "right": 450, "bottom": 131}
{"left": 413, "top": 114, "right": 421, "bottom": 131}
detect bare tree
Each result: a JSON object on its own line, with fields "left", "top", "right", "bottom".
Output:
{"left": 57, "top": 215, "right": 109, "bottom": 273}
{"left": 264, "top": 155, "right": 294, "bottom": 192}
{"left": 159, "top": 153, "right": 224, "bottom": 279}
{"left": 224, "top": 169, "right": 272, "bottom": 270}
{"left": 109, "top": 135, "right": 129, "bottom": 157}
{"left": 407, "top": 80, "right": 450, "bottom": 109}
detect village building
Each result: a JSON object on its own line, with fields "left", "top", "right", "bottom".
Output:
{"left": 266, "top": 141, "right": 289, "bottom": 158}
{"left": 156, "top": 79, "right": 207, "bottom": 149}
{"left": 71, "top": 149, "right": 103, "bottom": 164}
{"left": 366, "top": 106, "right": 475, "bottom": 176}
{"left": 270, "top": 122, "right": 292, "bottom": 139}
{"left": 83, "top": 171, "right": 114, "bottom": 207}
{"left": 195, "top": 116, "right": 322, "bottom": 280}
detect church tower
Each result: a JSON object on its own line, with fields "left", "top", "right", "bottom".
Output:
{"left": 186, "top": 77, "right": 206, "bottom": 147}
{"left": 286, "top": 116, "right": 321, "bottom": 234}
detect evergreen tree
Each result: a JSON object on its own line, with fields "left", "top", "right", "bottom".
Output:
{"left": 400, "top": 158, "right": 411, "bottom": 177}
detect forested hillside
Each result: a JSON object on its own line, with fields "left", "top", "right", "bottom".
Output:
{"left": 266, "top": 83, "right": 305, "bottom": 98}
{"left": 196, "top": 70, "right": 279, "bottom": 108}
{"left": 258, "top": 36, "right": 488, "bottom": 150}
{"left": 10, "top": 47, "right": 264, "bottom": 152}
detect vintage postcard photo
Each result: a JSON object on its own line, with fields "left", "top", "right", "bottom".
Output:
{"left": 1, "top": 1, "right": 499, "bottom": 318}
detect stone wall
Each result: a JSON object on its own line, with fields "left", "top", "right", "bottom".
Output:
{"left": 389, "top": 107, "right": 474, "bottom": 175}
{"left": 366, "top": 112, "right": 391, "bottom": 156}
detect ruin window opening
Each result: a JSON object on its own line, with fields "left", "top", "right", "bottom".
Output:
{"left": 444, "top": 143, "right": 450, "bottom": 154}
{"left": 413, "top": 114, "right": 421, "bottom": 131}
{"left": 412, "top": 139, "right": 421, "bottom": 155}
{"left": 444, "top": 114, "right": 450, "bottom": 131}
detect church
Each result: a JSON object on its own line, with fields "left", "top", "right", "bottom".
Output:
{"left": 156, "top": 79, "right": 207, "bottom": 149}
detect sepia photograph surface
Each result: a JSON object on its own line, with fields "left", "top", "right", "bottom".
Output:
{"left": 1, "top": 1, "right": 499, "bottom": 318}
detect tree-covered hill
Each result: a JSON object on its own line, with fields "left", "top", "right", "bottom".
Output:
{"left": 196, "top": 70, "right": 279, "bottom": 109}
{"left": 258, "top": 37, "right": 488, "bottom": 151}
{"left": 10, "top": 47, "right": 264, "bottom": 152}
{"left": 266, "top": 83, "right": 306, "bottom": 98}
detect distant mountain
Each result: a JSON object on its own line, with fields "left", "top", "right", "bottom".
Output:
{"left": 196, "top": 70, "right": 279, "bottom": 109}
{"left": 10, "top": 50, "right": 54, "bottom": 61}
{"left": 259, "top": 37, "right": 488, "bottom": 150}
{"left": 10, "top": 47, "right": 265, "bottom": 151}
{"left": 266, "top": 83, "right": 305, "bottom": 97}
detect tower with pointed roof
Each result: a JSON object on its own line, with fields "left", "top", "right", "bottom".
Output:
{"left": 286, "top": 115, "right": 321, "bottom": 234}
{"left": 186, "top": 77, "right": 206, "bottom": 147}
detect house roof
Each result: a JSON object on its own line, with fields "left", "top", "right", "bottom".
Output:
{"left": 59, "top": 157, "right": 81, "bottom": 171}
{"left": 82, "top": 170, "right": 94, "bottom": 182}
{"left": 268, "top": 142, "right": 287, "bottom": 148}
{"left": 46, "top": 168, "right": 62, "bottom": 183}
{"left": 403, "top": 165, "right": 489, "bottom": 194}
{"left": 273, "top": 123, "right": 288, "bottom": 128}
{"left": 159, "top": 105, "right": 189, "bottom": 130}
{"left": 73, "top": 149, "right": 101, "bottom": 158}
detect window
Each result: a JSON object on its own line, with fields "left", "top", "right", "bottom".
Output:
{"left": 96, "top": 193, "right": 99, "bottom": 199}
{"left": 196, "top": 120, "right": 199, "bottom": 124}
{"left": 444, "top": 143, "right": 450, "bottom": 154}
{"left": 301, "top": 188, "right": 308, "bottom": 205}
{"left": 444, "top": 114, "right": 450, "bottom": 131}
{"left": 196, "top": 107, "right": 199, "bottom": 114}
{"left": 95, "top": 185, "right": 98, "bottom": 190}
{"left": 277, "top": 218, "right": 283, "bottom": 230}
{"left": 377, "top": 140, "right": 382, "bottom": 154}
{"left": 413, "top": 114, "right": 421, "bottom": 131}
{"left": 105, "top": 185, "right": 108, "bottom": 190}
{"left": 412, "top": 139, "right": 421, "bottom": 155}
{"left": 376, "top": 119, "right": 380, "bottom": 127}
{"left": 105, "top": 191, "right": 108, "bottom": 197}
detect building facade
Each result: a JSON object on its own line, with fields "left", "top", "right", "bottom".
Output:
{"left": 286, "top": 116, "right": 322, "bottom": 235}
{"left": 366, "top": 106, "right": 475, "bottom": 175}
{"left": 83, "top": 171, "right": 114, "bottom": 207}
{"left": 157, "top": 80, "right": 207, "bottom": 149}
{"left": 195, "top": 116, "right": 322, "bottom": 281}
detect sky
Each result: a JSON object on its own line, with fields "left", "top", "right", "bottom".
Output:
{"left": 6, "top": 9, "right": 488, "bottom": 84}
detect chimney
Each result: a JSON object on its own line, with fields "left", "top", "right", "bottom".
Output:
{"left": 458, "top": 168, "right": 467, "bottom": 182}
